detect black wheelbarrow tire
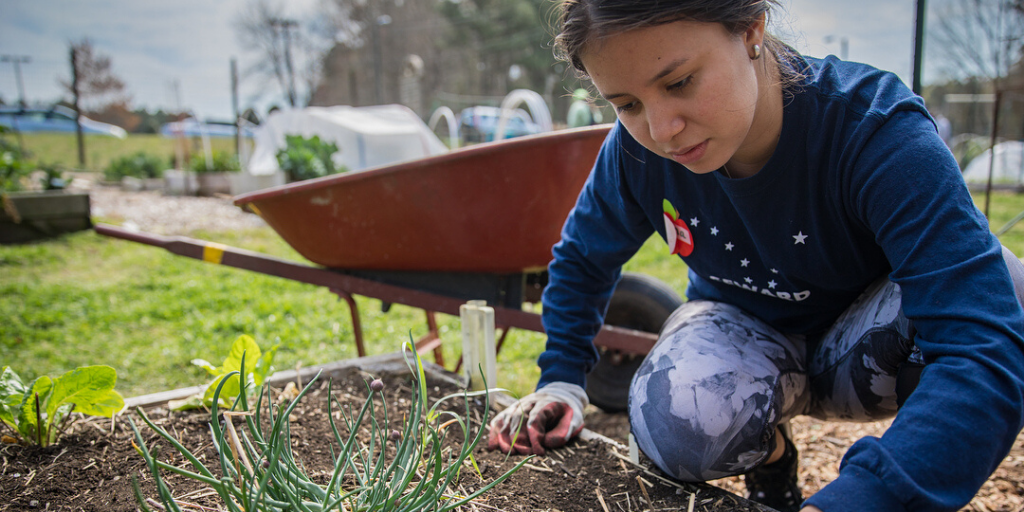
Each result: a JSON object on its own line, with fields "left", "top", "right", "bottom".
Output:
{"left": 586, "top": 272, "right": 684, "bottom": 413}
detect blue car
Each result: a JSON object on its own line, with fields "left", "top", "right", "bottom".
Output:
{"left": 160, "top": 117, "right": 255, "bottom": 139}
{"left": 0, "top": 106, "right": 127, "bottom": 138}
{"left": 459, "top": 106, "right": 542, "bottom": 143}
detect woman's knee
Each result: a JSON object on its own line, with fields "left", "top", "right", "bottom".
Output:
{"left": 628, "top": 360, "right": 776, "bottom": 481}
{"left": 626, "top": 301, "right": 806, "bottom": 481}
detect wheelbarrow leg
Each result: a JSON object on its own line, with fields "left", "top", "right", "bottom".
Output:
{"left": 414, "top": 311, "right": 445, "bottom": 367}
{"left": 330, "top": 289, "right": 366, "bottom": 358}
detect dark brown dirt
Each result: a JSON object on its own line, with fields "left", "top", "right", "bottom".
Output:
{"left": 0, "top": 372, "right": 764, "bottom": 512}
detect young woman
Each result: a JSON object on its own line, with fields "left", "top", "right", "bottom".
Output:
{"left": 486, "top": 1, "right": 1024, "bottom": 511}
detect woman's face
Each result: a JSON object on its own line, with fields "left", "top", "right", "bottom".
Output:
{"left": 580, "top": 19, "right": 779, "bottom": 178}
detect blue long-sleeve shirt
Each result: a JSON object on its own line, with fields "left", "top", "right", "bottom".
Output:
{"left": 537, "top": 55, "right": 1024, "bottom": 511}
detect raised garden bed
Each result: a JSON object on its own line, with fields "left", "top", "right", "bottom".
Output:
{"left": 0, "top": 190, "right": 92, "bottom": 244}
{"left": 0, "top": 352, "right": 770, "bottom": 512}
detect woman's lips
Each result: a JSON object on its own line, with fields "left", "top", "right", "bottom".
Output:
{"left": 669, "top": 140, "right": 707, "bottom": 166}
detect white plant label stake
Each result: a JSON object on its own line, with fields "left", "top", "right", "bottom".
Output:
{"left": 460, "top": 299, "right": 497, "bottom": 390}
{"left": 629, "top": 433, "right": 640, "bottom": 465}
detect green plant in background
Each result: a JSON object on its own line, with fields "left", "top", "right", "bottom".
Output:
{"left": 169, "top": 334, "right": 279, "bottom": 411}
{"left": 189, "top": 150, "right": 241, "bottom": 174}
{"left": 0, "top": 127, "right": 30, "bottom": 192}
{"left": 105, "top": 150, "right": 166, "bottom": 181}
{"left": 0, "top": 365, "right": 125, "bottom": 447}
{"left": 37, "top": 162, "right": 67, "bottom": 190}
{"left": 130, "top": 340, "right": 529, "bottom": 512}
{"left": 275, "top": 134, "right": 347, "bottom": 182}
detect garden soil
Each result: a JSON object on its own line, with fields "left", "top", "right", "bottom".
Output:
{"left": 1, "top": 372, "right": 766, "bottom": 512}
{"left": 4, "top": 188, "right": 1021, "bottom": 511}
{"left": 5, "top": 368, "right": 1024, "bottom": 512}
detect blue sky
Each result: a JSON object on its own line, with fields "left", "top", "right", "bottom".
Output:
{"left": 0, "top": 0, "right": 941, "bottom": 121}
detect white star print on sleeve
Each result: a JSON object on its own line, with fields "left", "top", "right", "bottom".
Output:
{"left": 793, "top": 232, "right": 808, "bottom": 244}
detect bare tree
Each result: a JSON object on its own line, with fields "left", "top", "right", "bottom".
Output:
{"left": 932, "top": 0, "right": 1024, "bottom": 84}
{"left": 235, "top": 0, "right": 328, "bottom": 109}
{"left": 59, "top": 39, "right": 129, "bottom": 167}
{"left": 931, "top": 0, "right": 1024, "bottom": 216}
{"left": 59, "top": 39, "right": 129, "bottom": 111}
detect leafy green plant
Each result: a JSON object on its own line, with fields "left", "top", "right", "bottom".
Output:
{"left": 0, "top": 127, "right": 30, "bottom": 192}
{"left": 0, "top": 365, "right": 125, "bottom": 447}
{"left": 104, "top": 150, "right": 166, "bottom": 181}
{"left": 169, "top": 334, "right": 279, "bottom": 411}
{"left": 189, "top": 150, "right": 241, "bottom": 174}
{"left": 38, "top": 162, "right": 67, "bottom": 190}
{"left": 275, "top": 134, "right": 347, "bottom": 182}
{"left": 130, "top": 339, "right": 530, "bottom": 512}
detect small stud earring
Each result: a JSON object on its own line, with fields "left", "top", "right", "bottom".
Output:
{"left": 752, "top": 44, "right": 762, "bottom": 60}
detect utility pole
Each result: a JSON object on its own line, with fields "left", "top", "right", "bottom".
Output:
{"left": 912, "top": 0, "right": 927, "bottom": 95}
{"left": 70, "top": 47, "right": 85, "bottom": 167}
{"left": 231, "top": 58, "right": 240, "bottom": 158}
{"left": 371, "top": 14, "right": 392, "bottom": 106}
{"left": 1, "top": 55, "right": 30, "bottom": 107}
{"left": 270, "top": 18, "right": 298, "bottom": 107}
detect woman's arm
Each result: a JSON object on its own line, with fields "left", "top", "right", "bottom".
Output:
{"left": 537, "top": 124, "right": 655, "bottom": 389}
{"left": 805, "top": 109, "right": 1024, "bottom": 511}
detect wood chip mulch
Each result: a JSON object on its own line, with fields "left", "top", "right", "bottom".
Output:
{"left": 585, "top": 409, "right": 1024, "bottom": 511}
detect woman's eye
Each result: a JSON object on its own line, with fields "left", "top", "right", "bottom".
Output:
{"left": 668, "top": 76, "right": 692, "bottom": 92}
{"left": 615, "top": 101, "right": 639, "bottom": 114}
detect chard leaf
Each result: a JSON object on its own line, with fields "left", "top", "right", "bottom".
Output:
{"left": 0, "top": 367, "right": 26, "bottom": 430}
{"left": 69, "top": 389, "right": 125, "bottom": 417}
{"left": 168, "top": 394, "right": 205, "bottom": 411}
{"left": 221, "top": 335, "right": 260, "bottom": 377}
{"left": 17, "top": 376, "right": 53, "bottom": 443}
{"left": 46, "top": 365, "right": 124, "bottom": 420}
{"left": 190, "top": 359, "right": 219, "bottom": 376}
{"left": 202, "top": 373, "right": 240, "bottom": 408}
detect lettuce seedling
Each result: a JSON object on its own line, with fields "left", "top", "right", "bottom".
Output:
{"left": 169, "top": 334, "right": 278, "bottom": 411}
{"left": 0, "top": 365, "right": 125, "bottom": 447}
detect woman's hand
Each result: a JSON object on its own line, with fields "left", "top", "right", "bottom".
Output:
{"left": 486, "top": 382, "right": 588, "bottom": 455}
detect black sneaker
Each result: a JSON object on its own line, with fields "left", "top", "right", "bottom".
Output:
{"left": 743, "top": 427, "right": 802, "bottom": 512}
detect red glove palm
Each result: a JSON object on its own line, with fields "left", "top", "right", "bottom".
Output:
{"left": 487, "top": 382, "right": 588, "bottom": 455}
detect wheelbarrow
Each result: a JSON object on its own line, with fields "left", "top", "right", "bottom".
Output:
{"left": 95, "top": 125, "right": 683, "bottom": 411}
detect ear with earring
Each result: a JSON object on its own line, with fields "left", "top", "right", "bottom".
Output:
{"left": 751, "top": 44, "right": 762, "bottom": 60}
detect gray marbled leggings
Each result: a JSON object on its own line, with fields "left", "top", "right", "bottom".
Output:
{"left": 628, "top": 247, "right": 1024, "bottom": 482}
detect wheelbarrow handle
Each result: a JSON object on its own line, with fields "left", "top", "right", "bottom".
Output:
{"left": 92, "top": 223, "right": 657, "bottom": 354}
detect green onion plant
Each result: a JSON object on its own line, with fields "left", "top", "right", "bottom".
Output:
{"left": 129, "top": 338, "right": 530, "bottom": 512}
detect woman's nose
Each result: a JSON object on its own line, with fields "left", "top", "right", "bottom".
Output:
{"left": 647, "top": 106, "right": 685, "bottom": 145}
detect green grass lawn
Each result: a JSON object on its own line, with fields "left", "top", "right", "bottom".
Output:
{"left": 3, "top": 190, "right": 1024, "bottom": 400}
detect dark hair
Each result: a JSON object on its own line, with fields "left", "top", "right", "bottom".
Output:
{"left": 554, "top": 0, "right": 799, "bottom": 83}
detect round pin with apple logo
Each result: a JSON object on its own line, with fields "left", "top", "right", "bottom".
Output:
{"left": 662, "top": 199, "right": 693, "bottom": 256}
